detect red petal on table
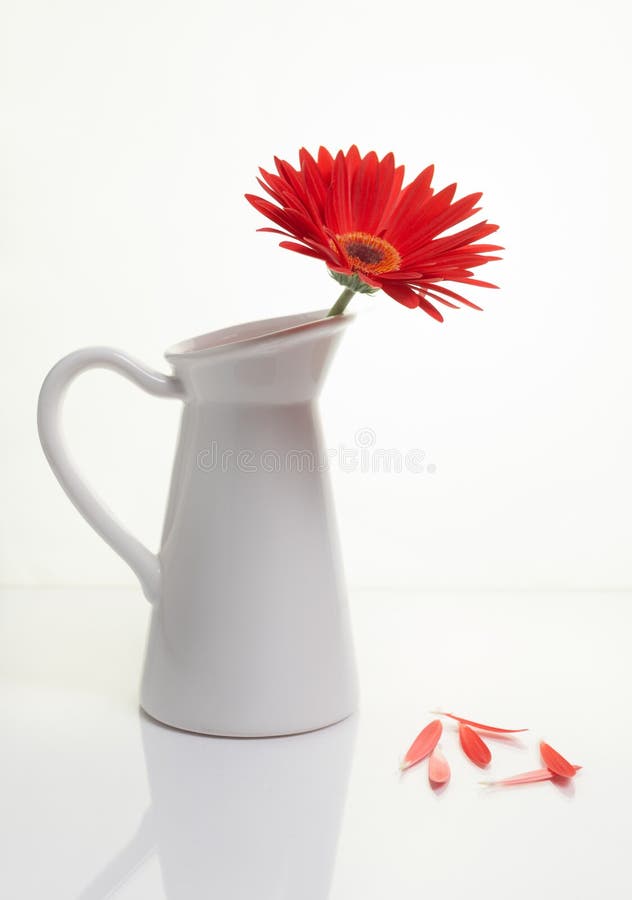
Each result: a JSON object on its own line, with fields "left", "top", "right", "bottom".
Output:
{"left": 459, "top": 723, "right": 492, "bottom": 767}
{"left": 428, "top": 747, "right": 451, "bottom": 784}
{"left": 434, "top": 711, "right": 528, "bottom": 733}
{"left": 482, "top": 768, "right": 554, "bottom": 787}
{"left": 401, "top": 719, "right": 442, "bottom": 771}
{"left": 482, "top": 765, "right": 582, "bottom": 787}
{"left": 540, "top": 741, "right": 578, "bottom": 778}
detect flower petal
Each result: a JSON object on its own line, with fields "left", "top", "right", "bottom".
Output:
{"left": 397, "top": 191, "right": 483, "bottom": 254}
{"left": 357, "top": 272, "right": 381, "bottom": 288}
{"left": 345, "top": 144, "right": 362, "bottom": 181}
{"left": 540, "top": 741, "right": 578, "bottom": 778}
{"left": 417, "top": 295, "right": 445, "bottom": 322}
{"left": 428, "top": 747, "right": 451, "bottom": 784}
{"left": 482, "top": 768, "right": 555, "bottom": 787}
{"left": 415, "top": 283, "right": 484, "bottom": 311}
{"left": 376, "top": 162, "right": 406, "bottom": 233}
{"left": 378, "top": 270, "right": 425, "bottom": 281}
{"left": 449, "top": 277, "right": 499, "bottom": 289}
{"left": 401, "top": 719, "right": 442, "bottom": 771}
{"left": 317, "top": 145, "right": 335, "bottom": 182}
{"left": 256, "top": 173, "right": 287, "bottom": 206}
{"left": 423, "top": 291, "right": 461, "bottom": 310}
{"left": 256, "top": 227, "right": 294, "bottom": 237}
{"left": 351, "top": 150, "right": 379, "bottom": 231}
{"left": 244, "top": 194, "right": 320, "bottom": 242}
{"left": 299, "top": 148, "right": 328, "bottom": 217}
{"left": 459, "top": 723, "right": 492, "bottom": 767}
{"left": 381, "top": 282, "right": 421, "bottom": 309}
{"left": 406, "top": 222, "right": 500, "bottom": 265}
{"left": 435, "top": 712, "right": 528, "bottom": 733}
{"left": 273, "top": 157, "right": 322, "bottom": 223}
{"left": 303, "top": 237, "right": 342, "bottom": 266}
{"left": 360, "top": 152, "right": 395, "bottom": 233}
{"left": 278, "top": 241, "right": 328, "bottom": 260}
{"left": 381, "top": 165, "right": 435, "bottom": 240}
{"left": 483, "top": 765, "right": 582, "bottom": 787}
{"left": 327, "top": 150, "right": 352, "bottom": 233}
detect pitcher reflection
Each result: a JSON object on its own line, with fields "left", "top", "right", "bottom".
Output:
{"left": 79, "top": 712, "right": 356, "bottom": 899}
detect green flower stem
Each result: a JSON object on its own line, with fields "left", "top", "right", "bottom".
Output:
{"left": 326, "top": 287, "right": 356, "bottom": 317}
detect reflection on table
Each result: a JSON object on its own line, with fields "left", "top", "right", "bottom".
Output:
{"left": 79, "top": 711, "right": 357, "bottom": 899}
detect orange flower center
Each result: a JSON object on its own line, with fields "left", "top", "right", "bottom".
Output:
{"left": 336, "top": 231, "right": 401, "bottom": 276}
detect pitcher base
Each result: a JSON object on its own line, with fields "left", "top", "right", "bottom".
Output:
{"left": 139, "top": 702, "right": 359, "bottom": 739}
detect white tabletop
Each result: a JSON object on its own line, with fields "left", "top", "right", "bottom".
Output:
{"left": 1, "top": 588, "right": 630, "bottom": 899}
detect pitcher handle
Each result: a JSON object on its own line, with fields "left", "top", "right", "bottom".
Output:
{"left": 37, "top": 347, "right": 184, "bottom": 604}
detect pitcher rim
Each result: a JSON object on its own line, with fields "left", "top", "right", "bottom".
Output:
{"left": 165, "top": 308, "right": 354, "bottom": 359}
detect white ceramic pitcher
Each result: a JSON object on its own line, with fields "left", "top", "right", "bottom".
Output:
{"left": 38, "top": 309, "right": 358, "bottom": 736}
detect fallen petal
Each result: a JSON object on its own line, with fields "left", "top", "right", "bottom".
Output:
{"left": 540, "top": 741, "right": 578, "bottom": 778}
{"left": 459, "top": 722, "right": 492, "bottom": 767}
{"left": 401, "top": 719, "right": 442, "bottom": 771}
{"left": 434, "top": 711, "right": 527, "bottom": 733}
{"left": 428, "top": 747, "right": 451, "bottom": 784}
{"left": 482, "top": 765, "right": 581, "bottom": 787}
{"left": 482, "top": 768, "right": 555, "bottom": 787}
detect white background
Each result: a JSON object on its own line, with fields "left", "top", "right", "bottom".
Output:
{"left": 2, "top": 0, "right": 631, "bottom": 590}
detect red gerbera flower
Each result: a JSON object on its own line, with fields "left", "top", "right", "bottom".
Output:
{"left": 245, "top": 145, "right": 502, "bottom": 321}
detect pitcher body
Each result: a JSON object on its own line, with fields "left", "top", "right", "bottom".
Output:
{"left": 38, "top": 310, "right": 358, "bottom": 736}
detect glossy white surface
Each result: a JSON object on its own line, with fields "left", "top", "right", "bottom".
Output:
{"left": 2, "top": 588, "right": 630, "bottom": 899}
{"left": 37, "top": 311, "right": 358, "bottom": 736}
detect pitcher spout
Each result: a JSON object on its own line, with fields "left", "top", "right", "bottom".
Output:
{"left": 165, "top": 309, "right": 353, "bottom": 404}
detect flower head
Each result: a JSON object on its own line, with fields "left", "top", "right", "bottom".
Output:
{"left": 246, "top": 146, "right": 502, "bottom": 321}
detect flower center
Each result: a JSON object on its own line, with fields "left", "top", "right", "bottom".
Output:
{"left": 336, "top": 231, "right": 401, "bottom": 276}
